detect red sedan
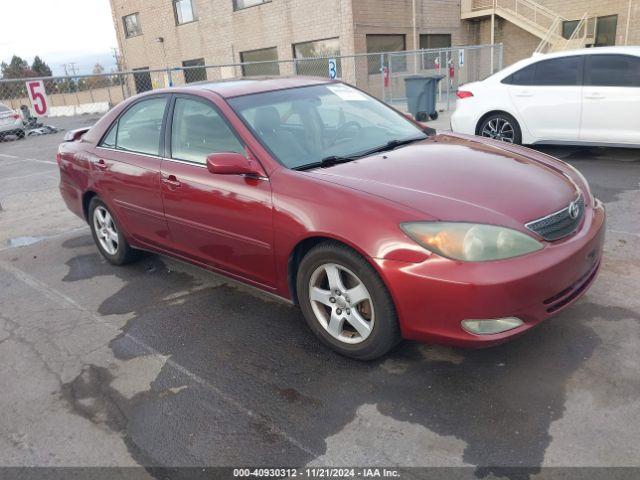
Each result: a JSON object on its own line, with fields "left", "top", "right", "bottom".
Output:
{"left": 57, "top": 78, "right": 605, "bottom": 360}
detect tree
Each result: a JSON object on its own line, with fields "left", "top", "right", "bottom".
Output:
{"left": 87, "top": 63, "right": 109, "bottom": 89}
{"left": 0, "top": 55, "right": 35, "bottom": 79}
{"left": 31, "top": 56, "right": 52, "bottom": 77}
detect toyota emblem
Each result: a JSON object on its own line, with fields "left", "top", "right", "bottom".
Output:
{"left": 568, "top": 201, "right": 579, "bottom": 219}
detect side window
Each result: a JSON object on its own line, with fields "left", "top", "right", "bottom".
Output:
{"left": 586, "top": 55, "right": 640, "bottom": 87}
{"left": 532, "top": 57, "right": 581, "bottom": 86}
{"left": 115, "top": 97, "right": 167, "bottom": 155}
{"left": 171, "top": 97, "right": 244, "bottom": 164}
{"left": 503, "top": 64, "right": 535, "bottom": 85}
{"left": 100, "top": 124, "right": 117, "bottom": 148}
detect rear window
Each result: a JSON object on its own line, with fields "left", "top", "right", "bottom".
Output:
{"left": 586, "top": 54, "right": 640, "bottom": 87}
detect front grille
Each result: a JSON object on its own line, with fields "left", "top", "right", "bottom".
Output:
{"left": 525, "top": 195, "right": 584, "bottom": 241}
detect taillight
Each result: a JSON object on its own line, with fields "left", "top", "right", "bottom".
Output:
{"left": 456, "top": 91, "right": 474, "bottom": 99}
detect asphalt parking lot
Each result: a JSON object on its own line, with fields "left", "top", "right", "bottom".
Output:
{"left": 0, "top": 116, "right": 639, "bottom": 478}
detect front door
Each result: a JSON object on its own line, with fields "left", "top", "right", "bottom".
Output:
{"left": 507, "top": 55, "right": 583, "bottom": 142}
{"left": 160, "top": 95, "right": 276, "bottom": 288}
{"left": 580, "top": 54, "right": 640, "bottom": 145}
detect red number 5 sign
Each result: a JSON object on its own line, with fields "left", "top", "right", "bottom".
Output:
{"left": 26, "top": 80, "right": 49, "bottom": 116}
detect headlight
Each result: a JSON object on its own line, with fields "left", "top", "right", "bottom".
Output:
{"left": 401, "top": 222, "right": 543, "bottom": 262}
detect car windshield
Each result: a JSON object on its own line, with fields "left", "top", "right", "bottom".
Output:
{"left": 227, "top": 84, "right": 426, "bottom": 169}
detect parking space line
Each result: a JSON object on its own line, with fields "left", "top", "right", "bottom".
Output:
{"left": 27, "top": 158, "right": 57, "bottom": 165}
{"left": 610, "top": 229, "right": 640, "bottom": 238}
{"left": 3, "top": 171, "right": 54, "bottom": 181}
{"left": 0, "top": 259, "right": 319, "bottom": 459}
{"left": 0, "top": 153, "right": 18, "bottom": 159}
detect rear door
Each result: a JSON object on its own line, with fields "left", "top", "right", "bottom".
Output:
{"left": 160, "top": 94, "right": 276, "bottom": 288}
{"left": 580, "top": 54, "right": 640, "bottom": 144}
{"left": 506, "top": 56, "right": 583, "bottom": 142}
{"left": 95, "top": 95, "right": 171, "bottom": 247}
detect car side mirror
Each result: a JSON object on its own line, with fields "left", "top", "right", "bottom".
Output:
{"left": 206, "top": 152, "right": 264, "bottom": 177}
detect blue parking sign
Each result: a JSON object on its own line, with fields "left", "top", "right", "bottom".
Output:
{"left": 328, "top": 58, "right": 337, "bottom": 79}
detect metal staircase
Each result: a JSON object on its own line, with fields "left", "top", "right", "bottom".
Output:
{"left": 461, "top": 0, "right": 595, "bottom": 54}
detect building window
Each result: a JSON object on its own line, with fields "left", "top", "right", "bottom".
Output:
{"left": 234, "top": 0, "right": 271, "bottom": 10}
{"left": 595, "top": 15, "right": 617, "bottom": 46}
{"left": 293, "top": 37, "right": 341, "bottom": 77}
{"left": 419, "top": 34, "right": 452, "bottom": 50}
{"left": 366, "top": 34, "right": 406, "bottom": 74}
{"left": 174, "top": 0, "right": 197, "bottom": 24}
{"left": 123, "top": 13, "right": 142, "bottom": 38}
{"left": 240, "top": 47, "right": 280, "bottom": 76}
{"left": 562, "top": 20, "right": 580, "bottom": 39}
{"left": 132, "top": 67, "right": 152, "bottom": 93}
{"left": 182, "top": 58, "right": 207, "bottom": 83}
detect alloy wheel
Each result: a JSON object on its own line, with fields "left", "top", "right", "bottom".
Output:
{"left": 481, "top": 117, "right": 515, "bottom": 143}
{"left": 93, "top": 206, "right": 119, "bottom": 255}
{"left": 308, "top": 263, "right": 375, "bottom": 344}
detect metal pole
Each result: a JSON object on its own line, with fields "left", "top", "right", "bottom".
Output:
{"left": 380, "top": 53, "right": 385, "bottom": 102}
{"left": 446, "top": 50, "right": 450, "bottom": 111}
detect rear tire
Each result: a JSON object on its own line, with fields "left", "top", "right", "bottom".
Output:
{"left": 478, "top": 112, "right": 522, "bottom": 145}
{"left": 296, "top": 241, "right": 401, "bottom": 360}
{"left": 88, "top": 197, "right": 140, "bottom": 265}
{"left": 16, "top": 129, "right": 26, "bottom": 139}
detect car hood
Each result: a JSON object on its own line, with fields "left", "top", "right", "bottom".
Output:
{"left": 307, "top": 134, "right": 579, "bottom": 228}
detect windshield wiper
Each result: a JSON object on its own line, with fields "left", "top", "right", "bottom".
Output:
{"left": 292, "top": 135, "right": 427, "bottom": 171}
{"left": 359, "top": 135, "right": 427, "bottom": 156}
{"left": 292, "top": 155, "right": 361, "bottom": 171}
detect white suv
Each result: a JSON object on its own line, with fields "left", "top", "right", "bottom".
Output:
{"left": 451, "top": 46, "right": 640, "bottom": 147}
{"left": 0, "top": 103, "right": 25, "bottom": 140}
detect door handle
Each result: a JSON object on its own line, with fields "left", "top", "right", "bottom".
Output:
{"left": 514, "top": 91, "right": 533, "bottom": 97}
{"left": 161, "top": 174, "right": 181, "bottom": 189}
{"left": 585, "top": 93, "right": 605, "bottom": 100}
{"left": 92, "top": 158, "right": 107, "bottom": 170}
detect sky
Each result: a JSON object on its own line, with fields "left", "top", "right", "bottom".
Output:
{"left": 0, "top": 0, "right": 119, "bottom": 76}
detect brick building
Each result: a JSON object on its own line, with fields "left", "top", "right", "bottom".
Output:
{"left": 108, "top": 0, "right": 639, "bottom": 89}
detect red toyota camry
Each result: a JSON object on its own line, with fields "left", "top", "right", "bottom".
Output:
{"left": 57, "top": 78, "right": 605, "bottom": 360}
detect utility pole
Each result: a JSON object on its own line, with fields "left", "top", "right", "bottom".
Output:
{"left": 61, "top": 64, "right": 69, "bottom": 76}
{"left": 68, "top": 62, "right": 79, "bottom": 76}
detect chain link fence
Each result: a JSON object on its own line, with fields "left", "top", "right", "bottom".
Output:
{"left": 0, "top": 44, "right": 502, "bottom": 118}
{"left": 385, "top": 44, "right": 504, "bottom": 112}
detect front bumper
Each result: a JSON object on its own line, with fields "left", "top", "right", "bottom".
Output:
{"left": 375, "top": 201, "right": 605, "bottom": 347}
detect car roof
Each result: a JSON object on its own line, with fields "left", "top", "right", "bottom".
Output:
{"left": 530, "top": 45, "right": 640, "bottom": 60}
{"left": 488, "top": 46, "right": 640, "bottom": 80}
{"left": 180, "top": 76, "right": 336, "bottom": 98}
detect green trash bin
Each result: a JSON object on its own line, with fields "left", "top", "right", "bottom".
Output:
{"left": 404, "top": 75, "right": 445, "bottom": 121}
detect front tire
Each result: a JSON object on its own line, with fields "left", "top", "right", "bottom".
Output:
{"left": 88, "top": 197, "right": 139, "bottom": 265}
{"left": 296, "top": 242, "right": 400, "bottom": 360}
{"left": 478, "top": 112, "right": 522, "bottom": 144}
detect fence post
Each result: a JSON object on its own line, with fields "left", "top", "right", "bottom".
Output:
{"left": 380, "top": 53, "right": 386, "bottom": 102}
{"left": 446, "top": 50, "right": 451, "bottom": 111}
{"left": 167, "top": 68, "right": 173, "bottom": 87}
